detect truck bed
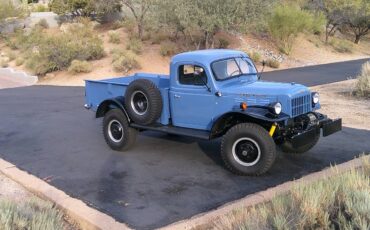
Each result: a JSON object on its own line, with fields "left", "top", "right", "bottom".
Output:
{"left": 85, "top": 73, "right": 171, "bottom": 125}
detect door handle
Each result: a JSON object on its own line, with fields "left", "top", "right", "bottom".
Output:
{"left": 174, "top": 94, "right": 181, "bottom": 98}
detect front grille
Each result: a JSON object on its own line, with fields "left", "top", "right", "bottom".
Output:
{"left": 291, "top": 94, "right": 311, "bottom": 117}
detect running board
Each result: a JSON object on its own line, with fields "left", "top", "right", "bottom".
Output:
{"left": 130, "top": 123, "right": 211, "bottom": 140}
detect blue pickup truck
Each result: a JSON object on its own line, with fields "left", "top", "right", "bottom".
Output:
{"left": 84, "top": 49, "right": 342, "bottom": 176}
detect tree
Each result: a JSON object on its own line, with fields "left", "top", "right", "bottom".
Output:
{"left": 120, "top": 0, "right": 153, "bottom": 39}
{"left": 308, "top": 0, "right": 354, "bottom": 43}
{"left": 267, "top": 4, "right": 319, "bottom": 55}
{"left": 154, "top": 0, "right": 251, "bottom": 49}
{"left": 345, "top": 0, "right": 370, "bottom": 44}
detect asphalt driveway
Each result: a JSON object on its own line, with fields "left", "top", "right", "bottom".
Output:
{"left": 0, "top": 59, "right": 369, "bottom": 229}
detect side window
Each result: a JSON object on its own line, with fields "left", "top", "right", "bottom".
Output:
{"left": 179, "top": 65, "right": 208, "bottom": 86}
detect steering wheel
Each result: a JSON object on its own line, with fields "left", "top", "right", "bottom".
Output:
{"left": 229, "top": 70, "right": 241, "bottom": 77}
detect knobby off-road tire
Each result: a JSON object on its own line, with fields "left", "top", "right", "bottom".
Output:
{"left": 280, "top": 134, "right": 320, "bottom": 154}
{"left": 103, "top": 109, "right": 137, "bottom": 151}
{"left": 124, "top": 79, "right": 163, "bottom": 125}
{"left": 221, "top": 123, "right": 276, "bottom": 176}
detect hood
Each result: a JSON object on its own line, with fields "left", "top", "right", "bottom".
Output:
{"left": 221, "top": 80, "right": 309, "bottom": 97}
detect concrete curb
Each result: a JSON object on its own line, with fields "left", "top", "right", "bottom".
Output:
{"left": 0, "top": 67, "right": 38, "bottom": 85}
{"left": 160, "top": 156, "right": 367, "bottom": 230}
{"left": 0, "top": 159, "right": 131, "bottom": 230}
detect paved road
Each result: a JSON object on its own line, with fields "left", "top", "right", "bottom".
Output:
{"left": 263, "top": 58, "right": 369, "bottom": 86}
{"left": 0, "top": 59, "right": 369, "bottom": 229}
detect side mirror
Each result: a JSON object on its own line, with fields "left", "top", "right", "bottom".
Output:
{"left": 259, "top": 60, "right": 266, "bottom": 80}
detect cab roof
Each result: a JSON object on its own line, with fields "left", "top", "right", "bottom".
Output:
{"left": 171, "top": 49, "right": 248, "bottom": 65}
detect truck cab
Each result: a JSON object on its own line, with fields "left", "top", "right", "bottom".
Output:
{"left": 84, "top": 49, "right": 342, "bottom": 176}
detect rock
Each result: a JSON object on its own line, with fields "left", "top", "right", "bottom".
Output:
{"left": 28, "top": 12, "right": 59, "bottom": 28}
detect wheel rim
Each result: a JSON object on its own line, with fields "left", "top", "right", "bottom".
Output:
{"left": 108, "top": 119, "right": 124, "bottom": 143}
{"left": 131, "top": 90, "right": 148, "bottom": 116}
{"left": 232, "top": 137, "right": 261, "bottom": 166}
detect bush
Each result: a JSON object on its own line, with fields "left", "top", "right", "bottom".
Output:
{"left": 32, "top": 4, "right": 49, "bottom": 12}
{"left": 68, "top": 60, "right": 92, "bottom": 74}
{"left": 329, "top": 39, "right": 354, "bottom": 53}
{"left": 0, "top": 57, "right": 8, "bottom": 67}
{"left": 36, "top": 19, "right": 49, "bottom": 29}
{"left": 212, "top": 157, "right": 370, "bottom": 230}
{"left": 151, "top": 32, "right": 168, "bottom": 45}
{"left": 15, "top": 58, "right": 24, "bottom": 66}
{"left": 126, "top": 38, "right": 142, "bottom": 54}
{"left": 112, "top": 50, "right": 140, "bottom": 73}
{"left": 267, "top": 4, "right": 319, "bottom": 55}
{"left": 159, "top": 42, "right": 178, "bottom": 57}
{"left": 354, "top": 61, "right": 370, "bottom": 98}
{"left": 6, "top": 51, "right": 16, "bottom": 61}
{"left": 217, "top": 38, "right": 230, "bottom": 49}
{"left": 0, "top": 0, "right": 25, "bottom": 22}
{"left": 23, "top": 23, "right": 104, "bottom": 75}
{"left": 248, "top": 51, "right": 262, "bottom": 63}
{"left": 108, "top": 30, "right": 120, "bottom": 44}
{"left": 112, "top": 20, "right": 124, "bottom": 30}
{"left": 266, "top": 59, "right": 280, "bottom": 68}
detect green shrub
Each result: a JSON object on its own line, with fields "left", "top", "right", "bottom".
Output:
{"left": 36, "top": 19, "right": 49, "bottom": 29}
{"left": 0, "top": 0, "right": 25, "bottom": 22}
{"left": 354, "top": 61, "right": 370, "bottom": 98}
{"left": 32, "top": 4, "right": 49, "bottom": 12}
{"left": 329, "top": 39, "right": 354, "bottom": 53}
{"left": 68, "top": 60, "right": 92, "bottom": 74}
{"left": 23, "top": 23, "right": 104, "bottom": 75}
{"left": 15, "top": 57, "right": 24, "bottom": 66}
{"left": 126, "top": 38, "right": 142, "bottom": 54}
{"left": 112, "top": 50, "right": 140, "bottom": 73}
{"left": 212, "top": 156, "right": 370, "bottom": 230}
{"left": 108, "top": 30, "right": 120, "bottom": 44}
{"left": 159, "top": 42, "right": 178, "bottom": 57}
{"left": 248, "top": 51, "right": 262, "bottom": 63}
{"left": 266, "top": 59, "right": 280, "bottom": 68}
{"left": 267, "top": 4, "right": 319, "bottom": 55}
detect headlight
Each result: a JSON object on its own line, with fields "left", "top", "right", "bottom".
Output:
{"left": 271, "top": 102, "right": 282, "bottom": 115}
{"left": 312, "top": 92, "right": 320, "bottom": 104}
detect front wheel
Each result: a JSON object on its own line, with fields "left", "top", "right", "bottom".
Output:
{"left": 103, "top": 109, "right": 137, "bottom": 151}
{"left": 221, "top": 123, "right": 276, "bottom": 176}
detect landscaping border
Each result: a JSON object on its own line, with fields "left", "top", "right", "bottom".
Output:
{"left": 0, "top": 159, "right": 131, "bottom": 230}
{"left": 0, "top": 156, "right": 366, "bottom": 230}
{"left": 159, "top": 156, "right": 366, "bottom": 230}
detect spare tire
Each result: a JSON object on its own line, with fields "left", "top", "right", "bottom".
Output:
{"left": 124, "top": 79, "right": 163, "bottom": 125}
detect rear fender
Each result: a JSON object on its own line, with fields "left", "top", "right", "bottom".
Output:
{"left": 96, "top": 96, "right": 130, "bottom": 121}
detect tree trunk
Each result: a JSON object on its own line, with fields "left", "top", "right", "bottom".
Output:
{"left": 354, "top": 35, "right": 361, "bottom": 44}
{"left": 137, "top": 22, "right": 143, "bottom": 40}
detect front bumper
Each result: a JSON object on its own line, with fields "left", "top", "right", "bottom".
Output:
{"left": 290, "top": 117, "right": 342, "bottom": 148}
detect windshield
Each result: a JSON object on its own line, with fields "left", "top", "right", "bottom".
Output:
{"left": 212, "top": 57, "right": 257, "bottom": 81}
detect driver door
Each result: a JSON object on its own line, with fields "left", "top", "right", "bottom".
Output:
{"left": 169, "top": 64, "right": 215, "bottom": 130}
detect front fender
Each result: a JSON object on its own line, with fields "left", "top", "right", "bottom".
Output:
{"left": 210, "top": 107, "right": 289, "bottom": 138}
{"left": 96, "top": 96, "right": 130, "bottom": 121}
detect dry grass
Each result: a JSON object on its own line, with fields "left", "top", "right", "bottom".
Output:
{"left": 0, "top": 198, "right": 66, "bottom": 230}
{"left": 210, "top": 156, "right": 370, "bottom": 230}
{"left": 354, "top": 61, "right": 370, "bottom": 98}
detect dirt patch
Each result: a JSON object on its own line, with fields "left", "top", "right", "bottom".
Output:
{"left": 310, "top": 80, "right": 370, "bottom": 130}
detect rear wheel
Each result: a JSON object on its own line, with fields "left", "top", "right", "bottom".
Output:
{"left": 103, "top": 109, "right": 137, "bottom": 151}
{"left": 221, "top": 123, "right": 276, "bottom": 176}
